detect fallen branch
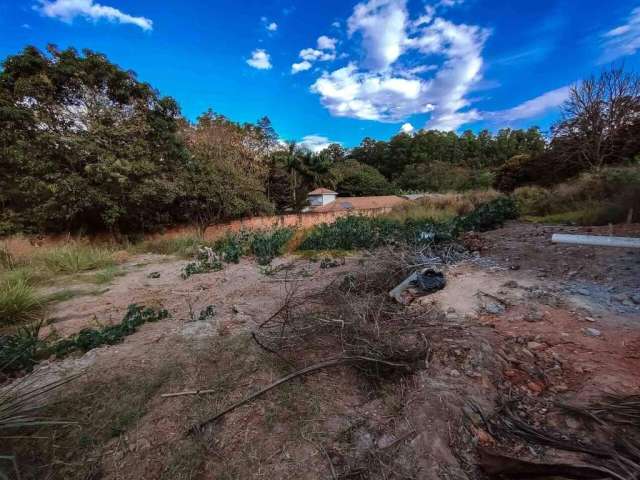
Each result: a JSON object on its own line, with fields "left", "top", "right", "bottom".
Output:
{"left": 187, "top": 356, "right": 410, "bottom": 435}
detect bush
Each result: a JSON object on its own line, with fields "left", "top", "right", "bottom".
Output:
{"left": 512, "top": 186, "right": 553, "bottom": 216}
{"left": 0, "top": 321, "right": 43, "bottom": 372}
{"left": 250, "top": 228, "right": 294, "bottom": 265}
{"left": 298, "top": 197, "right": 518, "bottom": 251}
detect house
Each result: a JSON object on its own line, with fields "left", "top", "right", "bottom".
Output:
{"left": 305, "top": 188, "right": 408, "bottom": 213}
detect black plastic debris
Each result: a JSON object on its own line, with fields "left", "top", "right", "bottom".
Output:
{"left": 412, "top": 269, "right": 446, "bottom": 293}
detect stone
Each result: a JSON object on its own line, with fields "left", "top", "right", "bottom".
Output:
{"left": 631, "top": 294, "right": 640, "bottom": 305}
{"left": 584, "top": 327, "right": 601, "bottom": 337}
{"left": 584, "top": 317, "right": 596, "bottom": 323}
{"left": 526, "top": 341, "right": 545, "bottom": 351}
{"left": 485, "top": 303, "right": 506, "bottom": 315}
{"left": 502, "top": 280, "right": 519, "bottom": 289}
{"left": 575, "top": 288, "right": 590, "bottom": 296}
{"left": 449, "top": 369, "right": 461, "bottom": 378}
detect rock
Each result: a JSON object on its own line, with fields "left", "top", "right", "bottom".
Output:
{"left": 524, "top": 308, "right": 544, "bottom": 322}
{"left": 503, "top": 280, "right": 519, "bottom": 289}
{"left": 447, "top": 307, "right": 456, "bottom": 313}
{"left": 485, "top": 303, "right": 506, "bottom": 315}
{"left": 575, "top": 288, "right": 590, "bottom": 296}
{"left": 583, "top": 327, "right": 602, "bottom": 337}
{"left": 449, "top": 369, "right": 461, "bottom": 378}
{"left": 584, "top": 316, "right": 596, "bottom": 323}
{"left": 631, "top": 294, "right": 640, "bottom": 305}
{"left": 612, "top": 293, "right": 628, "bottom": 302}
{"left": 526, "top": 341, "right": 546, "bottom": 351}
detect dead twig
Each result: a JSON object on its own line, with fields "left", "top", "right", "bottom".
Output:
{"left": 188, "top": 356, "right": 410, "bottom": 435}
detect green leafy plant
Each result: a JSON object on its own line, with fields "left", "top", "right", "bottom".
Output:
{"left": 51, "top": 304, "right": 169, "bottom": 357}
{"left": 0, "top": 276, "right": 47, "bottom": 327}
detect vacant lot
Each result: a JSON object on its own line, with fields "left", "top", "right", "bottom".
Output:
{"left": 3, "top": 221, "right": 640, "bottom": 479}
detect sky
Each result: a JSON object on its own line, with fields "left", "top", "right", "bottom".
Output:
{"left": 2, "top": 0, "right": 640, "bottom": 150}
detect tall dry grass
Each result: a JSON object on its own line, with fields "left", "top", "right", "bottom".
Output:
{"left": 386, "top": 189, "right": 502, "bottom": 223}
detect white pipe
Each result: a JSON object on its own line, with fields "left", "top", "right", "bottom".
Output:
{"left": 552, "top": 233, "right": 640, "bottom": 248}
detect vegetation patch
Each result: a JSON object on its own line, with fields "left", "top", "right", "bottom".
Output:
{"left": 298, "top": 197, "right": 517, "bottom": 251}
{"left": 0, "top": 276, "right": 47, "bottom": 327}
{"left": 0, "top": 304, "right": 169, "bottom": 374}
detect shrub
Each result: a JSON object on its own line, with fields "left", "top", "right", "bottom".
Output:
{"left": 512, "top": 186, "right": 553, "bottom": 216}
{"left": 298, "top": 197, "right": 518, "bottom": 251}
{"left": 250, "top": 228, "right": 294, "bottom": 265}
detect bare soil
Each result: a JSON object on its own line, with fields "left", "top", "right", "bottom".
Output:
{"left": 6, "top": 222, "right": 640, "bottom": 479}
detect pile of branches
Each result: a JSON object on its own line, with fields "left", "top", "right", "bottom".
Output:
{"left": 478, "top": 394, "right": 640, "bottom": 480}
{"left": 252, "top": 246, "right": 454, "bottom": 381}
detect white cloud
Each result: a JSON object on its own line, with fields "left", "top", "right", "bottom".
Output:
{"left": 311, "top": 1, "right": 490, "bottom": 131}
{"left": 247, "top": 49, "right": 272, "bottom": 70}
{"left": 488, "top": 85, "right": 570, "bottom": 123}
{"left": 22, "top": 23, "right": 32, "bottom": 29}
{"left": 291, "top": 60, "right": 312, "bottom": 74}
{"left": 600, "top": 7, "right": 640, "bottom": 62}
{"left": 299, "top": 135, "right": 339, "bottom": 153}
{"left": 317, "top": 35, "right": 337, "bottom": 50}
{"left": 347, "top": 0, "right": 407, "bottom": 71}
{"left": 332, "top": 21, "right": 341, "bottom": 28}
{"left": 267, "top": 22, "right": 278, "bottom": 32}
{"left": 437, "top": 0, "right": 465, "bottom": 7}
{"left": 300, "top": 48, "right": 336, "bottom": 62}
{"left": 36, "top": 0, "right": 152, "bottom": 30}
{"left": 400, "top": 122, "right": 414, "bottom": 133}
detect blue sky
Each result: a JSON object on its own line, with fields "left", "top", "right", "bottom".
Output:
{"left": 2, "top": 0, "right": 640, "bottom": 150}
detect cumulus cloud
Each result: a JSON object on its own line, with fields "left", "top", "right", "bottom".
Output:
{"left": 36, "top": 0, "right": 152, "bottom": 30}
{"left": 292, "top": 35, "right": 338, "bottom": 74}
{"left": 299, "top": 135, "right": 340, "bottom": 153}
{"left": 600, "top": 7, "right": 640, "bottom": 62}
{"left": 300, "top": 48, "right": 336, "bottom": 62}
{"left": 267, "top": 22, "right": 278, "bottom": 32}
{"left": 400, "top": 122, "right": 414, "bottom": 133}
{"left": 247, "top": 49, "right": 272, "bottom": 70}
{"left": 317, "top": 35, "right": 337, "bottom": 50}
{"left": 488, "top": 85, "right": 570, "bottom": 123}
{"left": 311, "top": 0, "right": 489, "bottom": 130}
{"left": 347, "top": 0, "right": 407, "bottom": 71}
{"left": 291, "top": 60, "right": 312, "bottom": 74}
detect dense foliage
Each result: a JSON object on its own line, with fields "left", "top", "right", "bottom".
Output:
{"left": 299, "top": 197, "right": 518, "bottom": 251}
{"left": 2, "top": 45, "right": 639, "bottom": 235}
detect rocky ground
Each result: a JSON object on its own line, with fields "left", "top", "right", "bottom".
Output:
{"left": 6, "top": 221, "right": 640, "bottom": 479}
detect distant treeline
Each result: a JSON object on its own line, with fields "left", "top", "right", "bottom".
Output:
{"left": 1, "top": 45, "right": 639, "bottom": 235}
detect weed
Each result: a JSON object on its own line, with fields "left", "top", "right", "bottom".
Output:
{"left": 0, "top": 321, "right": 44, "bottom": 372}
{"left": 181, "top": 248, "right": 223, "bottom": 279}
{"left": 198, "top": 305, "right": 216, "bottom": 322}
{"left": 134, "top": 235, "right": 210, "bottom": 258}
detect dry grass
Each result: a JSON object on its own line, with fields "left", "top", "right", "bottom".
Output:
{"left": 386, "top": 190, "right": 502, "bottom": 223}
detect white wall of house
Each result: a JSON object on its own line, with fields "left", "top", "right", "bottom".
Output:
{"left": 308, "top": 193, "right": 337, "bottom": 206}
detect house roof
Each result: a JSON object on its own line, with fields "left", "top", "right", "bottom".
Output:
{"left": 310, "top": 195, "right": 408, "bottom": 213}
{"left": 308, "top": 188, "right": 337, "bottom": 195}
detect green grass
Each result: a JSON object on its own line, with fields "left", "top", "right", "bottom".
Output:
{"left": 91, "top": 265, "right": 125, "bottom": 285}
{"left": 0, "top": 277, "right": 47, "bottom": 327}
{"left": 34, "top": 244, "right": 116, "bottom": 274}
{"left": 133, "top": 235, "right": 211, "bottom": 259}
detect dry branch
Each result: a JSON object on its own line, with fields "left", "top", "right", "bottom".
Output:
{"left": 188, "top": 356, "right": 410, "bottom": 435}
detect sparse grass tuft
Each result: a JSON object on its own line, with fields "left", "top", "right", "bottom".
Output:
{"left": 91, "top": 265, "right": 125, "bottom": 285}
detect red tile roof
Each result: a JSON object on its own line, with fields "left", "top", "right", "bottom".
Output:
{"left": 310, "top": 195, "right": 408, "bottom": 212}
{"left": 308, "top": 188, "right": 338, "bottom": 195}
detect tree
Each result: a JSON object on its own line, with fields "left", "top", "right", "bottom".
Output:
{"left": 0, "top": 45, "right": 189, "bottom": 234}
{"left": 331, "top": 160, "right": 391, "bottom": 197}
{"left": 554, "top": 66, "right": 640, "bottom": 170}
